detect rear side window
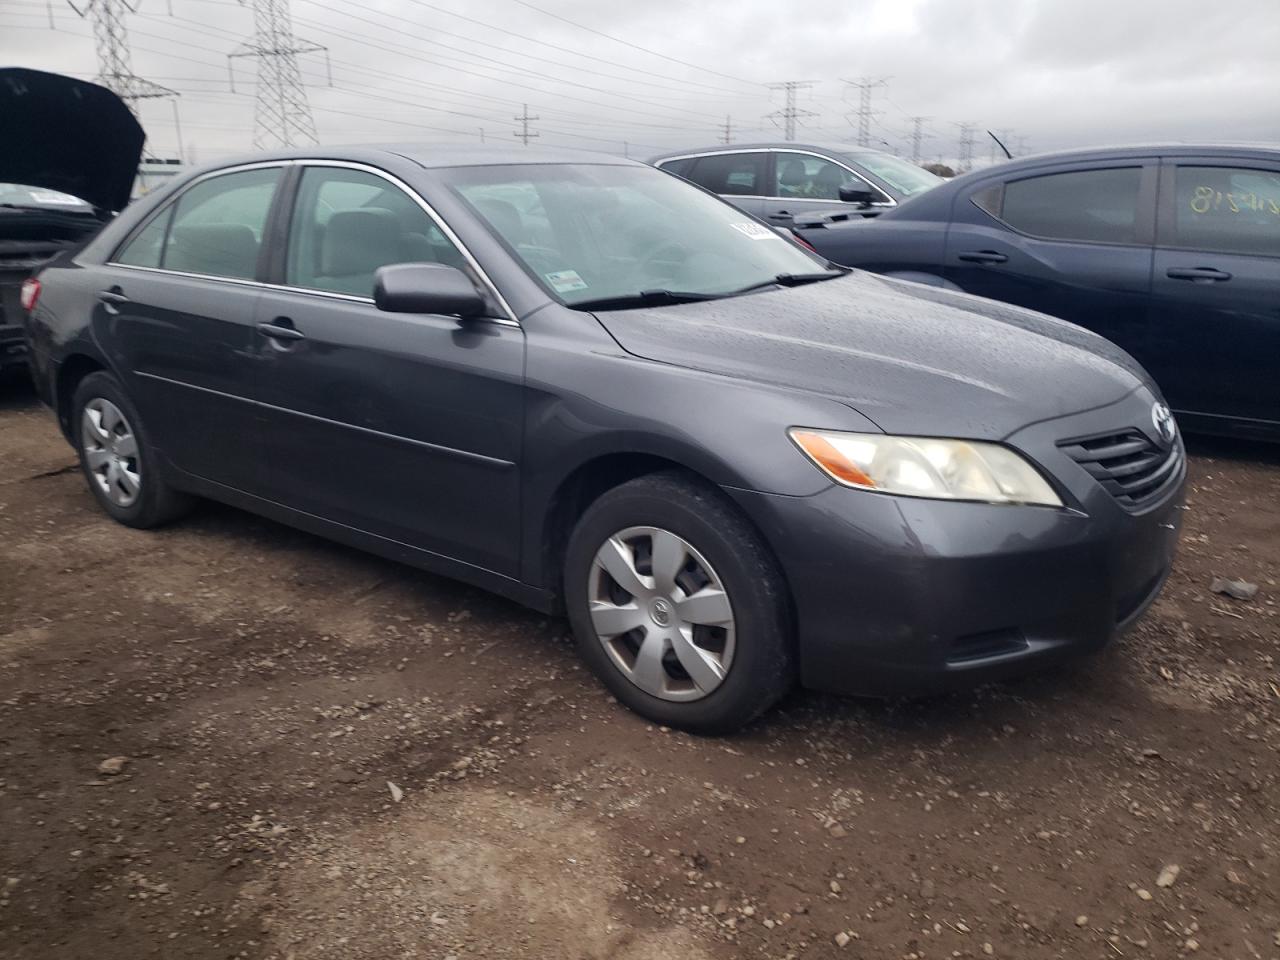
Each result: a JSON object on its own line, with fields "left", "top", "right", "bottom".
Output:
{"left": 285, "top": 166, "right": 466, "bottom": 298}
{"left": 997, "top": 167, "right": 1143, "bottom": 244}
{"left": 162, "top": 168, "right": 282, "bottom": 280}
{"left": 687, "top": 152, "right": 766, "bottom": 196}
{"left": 1171, "top": 165, "right": 1280, "bottom": 257}
{"left": 657, "top": 157, "right": 695, "bottom": 178}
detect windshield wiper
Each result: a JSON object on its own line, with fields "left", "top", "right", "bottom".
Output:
{"left": 572, "top": 289, "right": 724, "bottom": 311}
{"left": 727, "top": 269, "right": 851, "bottom": 296}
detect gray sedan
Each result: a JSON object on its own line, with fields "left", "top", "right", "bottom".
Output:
{"left": 22, "top": 146, "right": 1182, "bottom": 732}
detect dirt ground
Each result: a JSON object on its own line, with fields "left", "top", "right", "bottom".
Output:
{"left": 1, "top": 377, "right": 1277, "bottom": 960}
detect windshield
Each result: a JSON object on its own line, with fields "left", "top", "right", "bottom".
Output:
{"left": 442, "top": 163, "right": 826, "bottom": 307}
{"left": 845, "top": 153, "right": 942, "bottom": 197}
{"left": 0, "top": 182, "right": 94, "bottom": 212}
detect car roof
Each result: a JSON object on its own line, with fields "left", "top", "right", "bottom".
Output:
{"left": 646, "top": 142, "right": 896, "bottom": 163}
{"left": 198, "top": 143, "right": 639, "bottom": 170}
{"left": 1000, "top": 142, "right": 1280, "bottom": 164}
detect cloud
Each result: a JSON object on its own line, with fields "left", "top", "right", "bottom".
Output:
{"left": 0, "top": 0, "right": 1273, "bottom": 166}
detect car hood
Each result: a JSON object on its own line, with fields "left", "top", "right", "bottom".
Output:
{"left": 592, "top": 271, "right": 1150, "bottom": 439}
{"left": 0, "top": 68, "right": 144, "bottom": 213}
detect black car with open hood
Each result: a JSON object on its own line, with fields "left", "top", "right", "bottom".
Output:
{"left": 0, "top": 67, "right": 144, "bottom": 373}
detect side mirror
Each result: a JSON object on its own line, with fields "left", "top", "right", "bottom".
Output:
{"left": 838, "top": 185, "right": 876, "bottom": 207}
{"left": 373, "top": 263, "right": 486, "bottom": 318}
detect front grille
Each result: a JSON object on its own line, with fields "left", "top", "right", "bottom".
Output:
{"left": 1058, "top": 429, "right": 1183, "bottom": 511}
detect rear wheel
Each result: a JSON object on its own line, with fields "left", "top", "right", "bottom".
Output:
{"left": 564, "top": 471, "right": 793, "bottom": 733}
{"left": 72, "top": 371, "right": 193, "bottom": 528}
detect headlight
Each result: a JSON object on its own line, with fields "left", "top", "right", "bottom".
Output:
{"left": 790, "top": 429, "right": 1063, "bottom": 507}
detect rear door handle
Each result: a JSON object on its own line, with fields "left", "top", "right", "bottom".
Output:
{"left": 257, "top": 321, "right": 305, "bottom": 341}
{"left": 98, "top": 290, "right": 130, "bottom": 304}
{"left": 957, "top": 250, "right": 1008, "bottom": 264}
{"left": 1166, "top": 266, "right": 1232, "bottom": 283}
{"left": 768, "top": 212, "right": 792, "bottom": 221}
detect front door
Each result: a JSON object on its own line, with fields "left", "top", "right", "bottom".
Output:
{"left": 1143, "top": 159, "right": 1280, "bottom": 429}
{"left": 760, "top": 151, "right": 889, "bottom": 226}
{"left": 102, "top": 165, "right": 284, "bottom": 492}
{"left": 253, "top": 164, "right": 526, "bottom": 576}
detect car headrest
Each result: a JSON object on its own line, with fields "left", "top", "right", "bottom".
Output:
{"left": 814, "top": 165, "right": 847, "bottom": 191}
{"left": 320, "top": 208, "right": 403, "bottom": 278}
{"left": 472, "top": 197, "right": 525, "bottom": 244}
{"left": 779, "top": 159, "right": 808, "bottom": 186}
{"left": 167, "top": 223, "right": 258, "bottom": 278}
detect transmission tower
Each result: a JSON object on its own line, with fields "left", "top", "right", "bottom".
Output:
{"left": 514, "top": 104, "right": 540, "bottom": 146}
{"left": 228, "top": 0, "right": 328, "bottom": 149}
{"left": 907, "top": 116, "right": 931, "bottom": 164}
{"left": 765, "top": 81, "right": 818, "bottom": 141}
{"left": 719, "top": 114, "right": 733, "bottom": 145}
{"left": 64, "top": 1, "right": 176, "bottom": 112}
{"left": 841, "top": 77, "right": 888, "bottom": 147}
{"left": 954, "top": 122, "right": 977, "bottom": 172}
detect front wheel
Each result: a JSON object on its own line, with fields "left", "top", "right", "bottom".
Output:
{"left": 564, "top": 471, "right": 794, "bottom": 734}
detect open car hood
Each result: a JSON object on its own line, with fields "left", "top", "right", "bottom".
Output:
{"left": 0, "top": 68, "right": 144, "bottom": 213}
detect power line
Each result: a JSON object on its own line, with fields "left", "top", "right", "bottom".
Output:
{"left": 842, "top": 76, "right": 888, "bottom": 147}
{"left": 503, "top": 0, "right": 760, "bottom": 88}
{"left": 765, "top": 80, "right": 817, "bottom": 142}
{"left": 396, "top": 0, "right": 751, "bottom": 95}
{"left": 513, "top": 103, "right": 539, "bottom": 146}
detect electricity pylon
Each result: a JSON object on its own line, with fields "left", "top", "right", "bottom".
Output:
{"left": 228, "top": 0, "right": 329, "bottom": 149}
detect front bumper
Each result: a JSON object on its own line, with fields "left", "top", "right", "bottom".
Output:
{"left": 728, "top": 388, "right": 1185, "bottom": 697}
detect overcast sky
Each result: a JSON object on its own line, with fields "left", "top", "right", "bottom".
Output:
{"left": 2, "top": 0, "right": 1276, "bottom": 167}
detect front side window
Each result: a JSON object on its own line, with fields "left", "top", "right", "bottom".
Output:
{"left": 1172, "top": 165, "right": 1280, "bottom": 257}
{"left": 115, "top": 205, "right": 173, "bottom": 268}
{"left": 446, "top": 162, "right": 827, "bottom": 308}
{"left": 844, "top": 152, "right": 943, "bottom": 198}
{"left": 999, "top": 167, "right": 1143, "bottom": 244}
{"left": 161, "top": 167, "right": 282, "bottom": 280}
{"left": 687, "top": 152, "right": 766, "bottom": 196}
{"left": 286, "top": 167, "right": 467, "bottom": 297}
{"left": 774, "top": 152, "right": 871, "bottom": 202}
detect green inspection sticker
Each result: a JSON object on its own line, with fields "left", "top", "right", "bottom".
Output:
{"left": 545, "top": 269, "right": 589, "bottom": 293}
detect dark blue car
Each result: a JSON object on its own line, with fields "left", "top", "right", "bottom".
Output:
{"left": 794, "top": 144, "right": 1280, "bottom": 440}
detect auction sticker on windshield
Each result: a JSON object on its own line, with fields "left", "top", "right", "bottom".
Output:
{"left": 545, "top": 269, "right": 589, "bottom": 293}
{"left": 729, "top": 221, "right": 782, "bottom": 241}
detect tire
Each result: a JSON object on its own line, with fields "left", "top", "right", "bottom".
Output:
{"left": 71, "top": 371, "right": 194, "bottom": 528}
{"left": 564, "top": 470, "right": 794, "bottom": 734}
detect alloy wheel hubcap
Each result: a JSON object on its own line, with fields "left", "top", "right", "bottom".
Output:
{"left": 587, "top": 525, "right": 736, "bottom": 702}
{"left": 81, "top": 398, "right": 141, "bottom": 508}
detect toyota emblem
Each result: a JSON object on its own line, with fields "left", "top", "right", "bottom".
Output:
{"left": 1152, "top": 402, "right": 1176, "bottom": 445}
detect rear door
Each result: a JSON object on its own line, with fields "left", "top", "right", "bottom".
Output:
{"left": 761, "top": 150, "right": 890, "bottom": 225}
{"left": 252, "top": 162, "right": 526, "bottom": 576}
{"left": 101, "top": 164, "right": 283, "bottom": 492}
{"left": 1146, "top": 158, "right": 1280, "bottom": 428}
{"left": 943, "top": 160, "right": 1158, "bottom": 364}
{"left": 681, "top": 152, "right": 767, "bottom": 217}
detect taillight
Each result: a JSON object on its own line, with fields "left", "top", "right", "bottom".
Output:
{"left": 19, "top": 277, "right": 41, "bottom": 313}
{"left": 791, "top": 232, "right": 818, "bottom": 253}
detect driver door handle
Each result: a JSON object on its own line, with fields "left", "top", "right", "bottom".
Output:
{"left": 257, "top": 319, "right": 305, "bottom": 341}
{"left": 97, "top": 290, "right": 130, "bottom": 304}
{"left": 1166, "top": 266, "right": 1232, "bottom": 283}
{"left": 957, "top": 250, "right": 1008, "bottom": 265}
{"left": 768, "top": 211, "right": 792, "bottom": 221}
